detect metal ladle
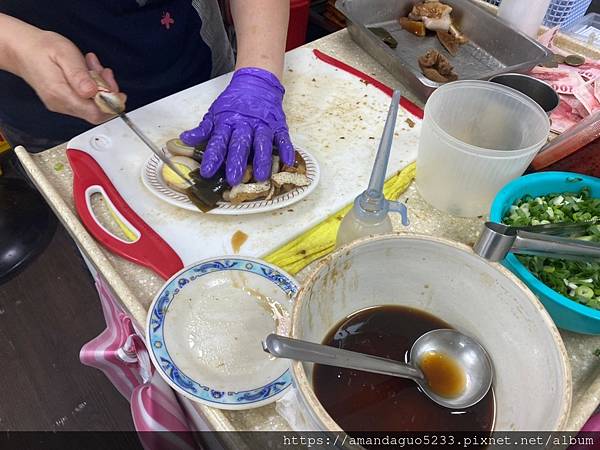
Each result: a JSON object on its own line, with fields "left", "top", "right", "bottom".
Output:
{"left": 263, "top": 329, "right": 493, "bottom": 409}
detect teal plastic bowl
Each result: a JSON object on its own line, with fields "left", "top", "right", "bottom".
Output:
{"left": 490, "top": 171, "right": 600, "bottom": 334}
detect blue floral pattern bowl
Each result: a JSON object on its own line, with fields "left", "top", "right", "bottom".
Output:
{"left": 146, "top": 257, "right": 299, "bottom": 409}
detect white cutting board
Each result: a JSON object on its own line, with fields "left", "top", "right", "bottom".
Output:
{"left": 67, "top": 48, "right": 421, "bottom": 266}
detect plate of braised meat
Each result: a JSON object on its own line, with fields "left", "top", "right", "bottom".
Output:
{"left": 141, "top": 138, "right": 320, "bottom": 215}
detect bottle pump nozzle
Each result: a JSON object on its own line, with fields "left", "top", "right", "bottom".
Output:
{"left": 336, "top": 90, "right": 409, "bottom": 247}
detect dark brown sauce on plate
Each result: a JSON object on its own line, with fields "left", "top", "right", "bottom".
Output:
{"left": 231, "top": 230, "right": 248, "bottom": 253}
{"left": 312, "top": 306, "right": 495, "bottom": 433}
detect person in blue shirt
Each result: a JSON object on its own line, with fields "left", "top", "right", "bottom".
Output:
{"left": 0, "top": 0, "right": 294, "bottom": 185}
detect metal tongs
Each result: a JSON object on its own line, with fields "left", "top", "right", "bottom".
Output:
{"left": 474, "top": 221, "right": 600, "bottom": 262}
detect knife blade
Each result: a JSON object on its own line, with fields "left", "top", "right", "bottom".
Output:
{"left": 94, "top": 90, "right": 220, "bottom": 212}
{"left": 96, "top": 91, "right": 193, "bottom": 187}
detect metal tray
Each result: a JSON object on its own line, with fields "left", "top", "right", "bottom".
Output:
{"left": 335, "top": 0, "right": 552, "bottom": 101}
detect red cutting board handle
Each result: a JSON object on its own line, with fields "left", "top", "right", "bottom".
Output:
{"left": 67, "top": 149, "right": 184, "bottom": 280}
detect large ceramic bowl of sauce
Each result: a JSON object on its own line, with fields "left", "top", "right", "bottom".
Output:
{"left": 290, "top": 234, "right": 571, "bottom": 433}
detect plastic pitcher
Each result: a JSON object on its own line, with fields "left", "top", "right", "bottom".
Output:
{"left": 498, "top": 0, "right": 552, "bottom": 38}
{"left": 416, "top": 81, "right": 550, "bottom": 218}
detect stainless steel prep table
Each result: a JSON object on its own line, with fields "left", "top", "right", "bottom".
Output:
{"left": 14, "top": 28, "right": 600, "bottom": 440}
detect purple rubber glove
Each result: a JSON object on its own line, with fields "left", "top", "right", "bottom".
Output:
{"left": 179, "top": 67, "right": 294, "bottom": 186}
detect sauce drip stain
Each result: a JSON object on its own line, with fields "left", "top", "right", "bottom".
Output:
{"left": 419, "top": 351, "right": 466, "bottom": 398}
{"left": 312, "top": 305, "right": 494, "bottom": 436}
{"left": 231, "top": 230, "right": 248, "bottom": 253}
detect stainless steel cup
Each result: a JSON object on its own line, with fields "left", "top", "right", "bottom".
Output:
{"left": 489, "top": 73, "right": 560, "bottom": 115}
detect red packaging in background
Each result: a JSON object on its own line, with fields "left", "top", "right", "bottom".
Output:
{"left": 287, "top": 0, "right": 310, "bottom": 50}
{"left": 539, "top": 138, "right": 600, "bottom": 177}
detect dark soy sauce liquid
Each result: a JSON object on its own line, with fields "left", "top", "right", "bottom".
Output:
{"left": 313, "top": 305, "right": 495, "bottom": 433}
{"left": 420, "top": 350, "right": 466, "bottom": 398}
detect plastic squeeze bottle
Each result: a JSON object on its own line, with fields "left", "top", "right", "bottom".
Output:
{"left": 498, "top": 0, "right": 552, "bottom": 38}
{"left": 336, "top": 90, "right": 409, "bottom": 248}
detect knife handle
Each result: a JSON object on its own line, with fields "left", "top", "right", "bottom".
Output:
{"left": 90, "top": 70, "right": 126, "bottom": 114}
{"left": 67, "top": 149, "right": 184, "bottom": 280}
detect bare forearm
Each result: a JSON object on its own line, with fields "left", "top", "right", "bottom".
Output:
{"left": 0, "top": 13, "right": 39, "bottom": 75}
{"left": 230, "top": 0, "right": 289, "bottom": 80}
{"left": 0, "top": 13, "right": 123, "bottom": 124}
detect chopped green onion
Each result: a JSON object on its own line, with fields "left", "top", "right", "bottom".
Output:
{"left": 576, "top": 286, "right": 594, "bottom": 300}
{"left": 503, "top": 188, "right": 600, "bottom": 311}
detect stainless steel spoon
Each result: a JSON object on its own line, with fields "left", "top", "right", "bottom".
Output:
{"left": 263, "top": 329, "right": 493, "bottom": 409}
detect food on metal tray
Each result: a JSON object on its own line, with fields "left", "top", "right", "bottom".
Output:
{"left": 398, "top": 18, "right": 426, "bottom": 37}
{"left": 418, "top": 49, "right": 458, "bottom": 83}
{"left": 162, "top": 138, "right": 309, "bottom": 206}
{"left": 368, "top": 27, "right": 398, "bottom": 49}
{"left": 398, "top": 1, "right": 469, "bottom": 69}
{"left": 503, "top": 188, "right": 600, "bottom": 310}
{"left": 436, "top": 30, "right": 461, "bottom": 57}
{"left": 403, "top": 0, "right": 468, "bottom": 44}
{"left": 409, "top": 0, "right": 453, "bottom": 33}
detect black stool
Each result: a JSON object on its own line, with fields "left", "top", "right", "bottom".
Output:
{"left": 0, "top": 162, "right": 57, "bottom": 284}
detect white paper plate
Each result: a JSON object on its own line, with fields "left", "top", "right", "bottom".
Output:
{"left": 141, "top": 148, "right": 320, "bottom": 215}
{"left": 146, "top": 257, "right": 298, "bottom": 410}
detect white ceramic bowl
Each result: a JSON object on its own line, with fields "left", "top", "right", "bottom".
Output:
{"left": 147, "top": 257, "right": 298, "bottom": 410}
{"left": 291, "top": 234, "right": 572, "bottom": 431}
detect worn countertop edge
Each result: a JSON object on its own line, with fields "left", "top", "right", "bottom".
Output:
{"left": 14, "top": 146, "right": 239, "bottom": 433}
{"left": 567, "top": 364, "right": 600, "bottom": 430}
{"left": 15, "top": 147, "right": 146, "bottom": 327}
